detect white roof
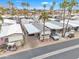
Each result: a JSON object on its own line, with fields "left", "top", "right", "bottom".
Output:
{"left": 4, "top": 19, "right": 16, "bottom": 24}
{"left": 21, "top": 18, "right": 34, "bottom": 24}
{"left": 50, "top": 21, "right": 71, "bottom": 28}
{"left": 45, "top": 22, "right": 63, "bottom": 30}
{"left": 0, "top": 24, "right": 23, "bottom": 37}
{"left": 49, "top": 18, "right": 56, "bottom": 21}
{"left": 19, "top": 16, "right": 25, "bottom": 18}
{"left": 2, "top": 15, "right": 12, "bottom": 18}
{"left": 68, "top": 22, "right": 79, "bottom": 27}
{"left": 24, "top": 24, "right": 41, "bottom": 34}
{"left": 70, "top": 20, "right": 79, "bottom": 24}
{"left": 69, "top": 20, "right": 79, "bottom": 27}
{"left": 71, "top": 16, "right": 79, "bottom": 19}
{"left": 60, "top": 20, "right": 79, "bottom": 27}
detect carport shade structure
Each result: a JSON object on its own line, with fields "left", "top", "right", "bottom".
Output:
{"left": 50, "top": 21, "right": 71, "bottom": 28}
{"left": 60, "top": 20, "right": 79, "bottom": 28}
{"left": 24, "top": 24, "right": 41, "bottom": 35}
{"left": 69, "top": 20, "right": 79, "bottom": 27}
{"left": 45, "top": 22, "right": 62, "bottom": 39}
{"left": 45, "top": 22, "right": 63, "bottom": 30}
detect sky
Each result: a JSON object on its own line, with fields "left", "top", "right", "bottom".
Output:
{"left": 0, "top": 0, "right": 79, "bottom": 10}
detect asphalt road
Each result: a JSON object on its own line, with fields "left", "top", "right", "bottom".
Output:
{"left": 45, "top": 48, "right": 79, "bottom": 59}
{"left": 1, "top": 39, "right": 79, "bottom": 59}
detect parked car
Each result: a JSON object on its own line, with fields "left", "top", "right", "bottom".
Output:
{"left": 50, "top": 33, "right": 60, "bottom": 41}
{"left": 65, "top": 30, "right": 75, "bottom": 38}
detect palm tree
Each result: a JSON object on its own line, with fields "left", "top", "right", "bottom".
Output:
{"left": 0, "top": 5, "right": 7, "bottom": 15}
{"left": 39, "top": 11, "right": 49, "bottom": 41}
{"left": 50, "top": 1, "right": 56, "bottom": 17}
{"left": 21, "top": 2, "right": 30, "bottom": 17}
{"left": 7, "top": 0, "right": 14, "bottom": 15}
{"left": 60, "top": 0, "right": 68, "bottom": 37}
{"left": 65, "top": 0, "right": 78, "bottom": 33}
{"left": 21, "top": 2, "right": 30, "bottom": 11}
{"left": 15, "top": 8, "right": 26, "bottom": 46}
{"left": 2, "top": 8, "right": 7, "bottom": 15}
{"left": 32, "top": 9, "right": 36, "bottom": 19}
{"left": 0, "top": 15, "right": 3, "bottom": 32}
{"left": 39, "top": 2, "right": 48, "bottom": 41}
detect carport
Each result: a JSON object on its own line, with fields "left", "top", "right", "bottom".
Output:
{"left": 24, "top": 24, "right": 41, "bottom": 39}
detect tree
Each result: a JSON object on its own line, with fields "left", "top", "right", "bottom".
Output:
{"left": 32, "top": 11, "right": 36, "bottom": 19}
{"left": 0, "top": 5, "right": 8, "bottom": 15}
{"left": 21, "top": 2, "right": 30, "bottom": 17}
{"left": 39, "top": 2, "right": 48, "bottom": 41}
{"left": 0, "top": 15, "right": 3, "bottom": 32}
{"left": 15, "top": 8, "right": 26, "bottom": 46}
{"left": 60, "top": 0, "right": 69, "bottom": 37}
{"left": 50, "top": 1, "right": 56, "bottom": 17}
{"left": 21, "top": 2, "right": 30, "bottom": 11}
{"left": 2, "top": 8, "right": 8, "bottom": 15}
{"left": 7, "top": 0, "right": 14, "bottom": 15}
{"left": 65, "top": 0, "right": 78, "bottom": 33}
{"left": 42, "top": 2, "right": 48, "bottom": 10}
{"left": 39, "top": 11, "right": 49, "bottom": 41}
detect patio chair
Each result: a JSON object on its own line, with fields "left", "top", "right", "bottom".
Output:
{"left": 65, "top": 30, "right": 75, "bottom": 38}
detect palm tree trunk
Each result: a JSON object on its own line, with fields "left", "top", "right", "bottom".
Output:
{"left": 51, "top": 8, "right": 54, "bottom": 18}
{"left": 42, "top": 19, "right": 45, "bottom": 41}
{"left": 0, "top": 25, "right": 1, "bottom": 32}
{"left": 12, "top": 5, "right": 14, "bottom": 15}
{"left": 20, "top": 18, "right": 26, "bottom": 46}
{"left": 26, "top": 6, "right": 29, "bottom": 18}
{"left": 65, "top": 11, "right": 71, "bottom": 34}
{"left": 52, "top": 10, "right": 54, "bottom": 18}
{"left": 42, "top": 7, "right": 46, "bottom": 41}
{"left": 17, "top": 10, "right": 26, "bottom": 46}
{"left": 62, "top": 8, "right": 66, "bottom": 37}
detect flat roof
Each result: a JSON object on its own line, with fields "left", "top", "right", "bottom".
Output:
{"left": 49, "top": 18, "right": 57, "bottom": 21}
{"left": 45, "top": 22, "right": 63, "bottom": 30}
{"left": 24, "top": 24, "right": 41, "bottom": 34}
{"left": 51, "top": 21, "right": 71, "bottom": 28}
{"left": 32, "top": 22, "right": 49, "bottom": 31}
{"left": 21, "top": 18, "right": 34, "bottom": 24}
{"left": 4, "top": 19, "right": 16, "bottom": 24}
{"left": 61, "top": 20, "right": 79, "bottom": 27}
{"left": 0, "top": 24, "right": 23, "bottom": 37}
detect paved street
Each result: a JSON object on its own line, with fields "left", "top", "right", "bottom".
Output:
{"left": 1, "top": 39, "right": 79, "bottom": 59}
{"left": 45, "top": 48, "right": 79, "bottom": 59}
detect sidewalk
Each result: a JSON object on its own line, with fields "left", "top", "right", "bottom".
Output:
{"left": 0, "top": 32, "right": 79, "bottom": 58}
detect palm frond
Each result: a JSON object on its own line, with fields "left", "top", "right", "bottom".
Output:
{"left": 39, "top": 12, "right": 49, "bottom": 21}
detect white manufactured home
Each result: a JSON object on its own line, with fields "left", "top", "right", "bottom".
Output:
{"left": 0, "top": 24, "right": 24, "bottom": 46}
{"left": 3, "top": 19, "right": 16, "bottom": 26}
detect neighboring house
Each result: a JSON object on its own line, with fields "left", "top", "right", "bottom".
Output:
{"left": 0, "top": 24, "right": 24, "bottom": 46}
{"left": 2, "top": 15, "right": 12, "bottom": 19}
{"left": 21, "top": 18, "right": 34, "bottom": 24}
{"left": 3, "top": 19, "right": 16, "bottom": 26}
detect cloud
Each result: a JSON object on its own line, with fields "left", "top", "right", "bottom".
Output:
{"left": 41, "top": 2, "right": 48, "bottom": 5}
{"left": 15, "top": 1, "right": 22, "bottom": 3}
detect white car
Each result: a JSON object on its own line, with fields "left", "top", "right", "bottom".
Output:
{"left": 50, "top": 33, "right": 60, "bottom": 41}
